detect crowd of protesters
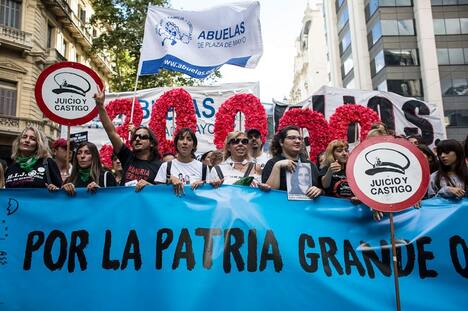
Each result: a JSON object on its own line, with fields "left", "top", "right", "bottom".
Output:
{"left": 1, "top": 90, "right": 467, "bottom": 222}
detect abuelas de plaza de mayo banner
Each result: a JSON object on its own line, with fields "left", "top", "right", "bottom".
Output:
{"left": 0, "top": 186, "right": 466, "bottom": 310}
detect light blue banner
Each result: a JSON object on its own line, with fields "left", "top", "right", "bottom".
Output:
{"left": 0, "top": 186, "right": 466, "bottom": 310}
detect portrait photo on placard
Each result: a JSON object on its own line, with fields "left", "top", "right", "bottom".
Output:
{"left": 287, "top": 162, "right": 312, "bottom": 200}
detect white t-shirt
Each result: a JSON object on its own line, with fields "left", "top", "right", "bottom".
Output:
{"left": 155, "top": 159, "right": 203, "bottom": 185}
{"left": 210, "top": 161, "right": 260, "bottom": 185}
{"left": 251, "top": 152, "right": 271, "bottom": 168}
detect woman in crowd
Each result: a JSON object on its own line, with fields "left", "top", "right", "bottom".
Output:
{"left": 111, "top": 153, "right": 123, "bottom": 185}
{"left": 62, "top": 142, "right": 117, "bottom": 196}
{"left": 154, "top": 128, "right": 209, "bottom": 195}
{"left": 320, "top": 140, "right": 358, "bottom": 201}
{"left": 428, "top": 139, "right": 467, "bottom": 198}
{"left": 0, "top": 161, "right": 5, "bottom": 188}
{"left": 211, "top": 131, "right": 269, "bottom": 190}
{"left": 262, "top": 126, "right": 321, "bottom": 198}
{"left": 417, "top": 144, "right": 439, "bottom": 174}
{"left": 5, "top": 127, "right": 61, "bottom": 190}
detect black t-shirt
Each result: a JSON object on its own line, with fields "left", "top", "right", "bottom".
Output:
{"left": 5, "top": 158, "right": 62, "bottom": 188}
{"left": 72, "top": 170, "right": 118, "bottom": 188}
{"left": 117, "top": 144, "right": 162, "bottom": 186}
{"left": 262, "top": 155, "right": 320, "bottom": 191}
{"left": 319, "top": 166, "right": 354, "bottom": 198}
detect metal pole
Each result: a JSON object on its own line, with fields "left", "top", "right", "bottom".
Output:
{"left": 128, "top": 74, "right": 140, "bottom": 141}
{"left": 66, "top": 126, "right": 71, "bottom": 167}
{"left": 390, "top": 212, "right": 402, "bottom": 311}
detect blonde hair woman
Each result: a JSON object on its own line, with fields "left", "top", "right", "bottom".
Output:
{"left": 5, "top": 127, "right": 62, "bottom": 190}
{"left": 211, "top": 131, "right": 270, "bottom": 191}
{"left": 320, "top": 140, "right": 356, "bottom": 200}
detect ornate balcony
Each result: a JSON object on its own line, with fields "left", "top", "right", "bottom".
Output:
{"left": 0, "top": 25, "right": 33, "bottom": 52}
{"left": 45, "top": 48, "right": 67, "bottom": 65}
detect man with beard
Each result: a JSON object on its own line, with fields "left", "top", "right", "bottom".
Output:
{"left": 246, "top": 128, "right": 271, "bottom": 169}
{"left": 94, "top": 91, "right": 162, "bottom": 191}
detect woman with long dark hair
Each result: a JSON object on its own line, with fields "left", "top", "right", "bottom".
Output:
{"left": 62, "top": 142, "right": 117, "bottom": 196}
{"left": 428, "top": 139, "right": 467, "bottom": 198}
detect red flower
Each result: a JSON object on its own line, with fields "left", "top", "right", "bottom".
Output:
{"left": 328, "top": 104, "right": 380, "bottom": 141}
{"left": 148, "top": 88, "right": 197, "bottom": 155}
{"left": 105, "top": 98, "right": 144, "bottom": 146}
{"left": 278, "top": 109, "right": 330, "bottom": 163}
{"left": 213, "top": 94, "right": 267, "bottom": 149}
{"left": 99, "top": 144, "right": 114, "bottom": 169}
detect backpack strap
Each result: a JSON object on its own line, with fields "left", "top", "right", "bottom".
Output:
{"left": 42, "top": 158, "right": 51, "bottom": 185}
{"left": 243, "top": 162, "right": 255, "bottom": 178}
{"left": 214, "top": 165, "right": 224, "bottom": 180}
{"left": 103, "top": 171, "right": 108, "bottom": 188}
{"left": 202, "top": 164, "right": 208, "bottom": 182}
{"left": 166, "top": 161, "right": 172, "bottom": 184}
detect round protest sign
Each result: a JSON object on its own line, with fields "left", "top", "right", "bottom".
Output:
{"left": 35, "top": 62, "right": 104, "bottom": 126}
{"left": 346, "top": 136, "right": 430, "bottom": 212}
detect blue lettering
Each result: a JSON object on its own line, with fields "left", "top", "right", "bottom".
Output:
{"left": 139, "top": 99, "right": 150, "bottom": 120}
{"left": 193, "top": 99, "right": 201, "bottom": 118}
{"left": 202, "top": 98, "right": 215, "bottom": 118}
{"left": 240, "top": 21, "right": 245, "bottom": 33}
{"left": 198, "top": 31, "right": 206, "bottom": 40}
{"left": 207, "top": 31, "right": 214, "bottom": 40}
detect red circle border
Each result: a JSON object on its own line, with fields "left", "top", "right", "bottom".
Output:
{"left": 34, "top": 61, "right": 104, "bottom": 126}
{"left": 346, "top": 136, "right": 430, "bottom": 212}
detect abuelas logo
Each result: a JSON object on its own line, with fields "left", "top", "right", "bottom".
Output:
{"left": 156, "top": 16, "right": 193, "bottom": 46}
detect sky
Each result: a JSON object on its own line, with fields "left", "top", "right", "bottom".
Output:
{"left": 170, "top": 0, "right": 317, "bottom": 103}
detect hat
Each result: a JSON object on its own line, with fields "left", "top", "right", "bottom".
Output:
{"left": 246, "top": 128, "right": 261, "bottom": 137}
{"left": 52, "top": 72, "right": 91, "bottom": 97}
{"left": 51, "top": 138, "right": 68, "bottom": 150}
{"left": 364, "top": 148, "right": 410, "bottom": 176}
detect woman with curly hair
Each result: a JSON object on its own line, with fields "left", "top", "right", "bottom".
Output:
{"left": 428, "top": 139, "right": 467, "bottom": 198}
{"left": 62, "top": 142, "right": 117, "bottom": 196}
{"left": 5, "top": 127, "right": 61, "bottom": 190}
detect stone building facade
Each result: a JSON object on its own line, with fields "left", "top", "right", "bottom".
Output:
{"left": 0, "top": 0, "right": 112, "bottom": 160}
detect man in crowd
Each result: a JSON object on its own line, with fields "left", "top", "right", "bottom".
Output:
{"left": 94, "top": 90, "right": 162, "bottom": 191}
{"left": 51, "top": 138, "right": 72, "bottom": 182}
{"left": 247, "top": 128, "right": 271, "bottom": 168}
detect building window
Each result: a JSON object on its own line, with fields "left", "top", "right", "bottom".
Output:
{"left": 0, "top": 0, "right": 22, "bottom": 29}
{"left": 0, "top": 80, "right": 17, "bottom": 116}
{"left": 381, "top": 19, "right": 415, "bottom": 36}
{"left": 387, "top": 79, "right": 423, "bottom": 97}
{"left": 47, "top": 24, "right": 54, "bottom": 48}
{"left": 78, "top": 6, "right": 86, "bottom": 24}
{"left": 441, "top": 79, "right": 468, "bottom": 96}
{"left": 338, "top": 5, "right": 349, "bottom": 31}
{"left": 342, "top": 54, "right": 353, "bottom": 78}
{"left": 345, "top": 78, "right": 355, "bottom": 89}
{"left": 371, "top": 50, "right": 385, "bottom": 76}
{"left": 437, "top": 48, "right": 468, "bottom": 65}
{"left": 385, "top": 49, "right": 419, "bottom": 66}
{"left": 367, "top": 20, "right": 382, "bottom": 47}
{"left": 377, "top": 80, "right": 388, "bottom": 91}
{"left": 336, "top": 0, "right": 345, "bottom": 11}
{"left": 339, "top": 30, "right": 351, "bottom": 55}
{"left": 432, "top": 0, "right": 468, "bottom": 5}
{"left": 433, "top": 18, "right": 468, "bottom": 35}
{"left": 447, "top": 110, "right": 468, "bottom": 127}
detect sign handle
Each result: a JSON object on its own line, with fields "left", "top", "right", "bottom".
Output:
{"left": 390, "top": 212, "right": 401, "bottom": 311}
{"left": 66, "top": 126, "right": 71, "bottom": 167}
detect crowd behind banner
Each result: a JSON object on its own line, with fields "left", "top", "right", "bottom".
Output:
{"left": 1, "top": 90, "right": 467, "bottom": 222}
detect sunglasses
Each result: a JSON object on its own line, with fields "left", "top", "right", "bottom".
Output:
{"left": 133, "top": 134, "right": 150, "bottom": 141}
{"left": 285, "top": 135, "right": 303, "bottom": 141}
{"left": 229, "top": 138, "right": 249, "bottom": 145}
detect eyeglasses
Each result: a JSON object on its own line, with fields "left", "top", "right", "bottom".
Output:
{"left": 229, "top": 138, "right": 249, "bottom": 145}
{"left": 133, "top": 134, "right": 150, "bottom": 141}
{"left": 285, "top": 135, "right": 303, "bottom": 141}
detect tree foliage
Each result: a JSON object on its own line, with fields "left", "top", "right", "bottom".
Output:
{"left": 90, "top": 0, "right": 218, "bottom": 91}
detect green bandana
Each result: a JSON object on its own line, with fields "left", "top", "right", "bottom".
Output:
{"left": 16, "top": 156, "right": 39, "bottom": 173}
{"left": 78, "top": 168, "right": 91, "bottom": 182}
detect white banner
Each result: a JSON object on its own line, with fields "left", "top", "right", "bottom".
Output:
{"left": 71, "top": 82, "right": 259, "bottom": 153}
{"left": 279, "top": 86, "right": 446, "bottom": 146}
{"left": 138, "top": 2, "right": 263, "bottom": 78}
